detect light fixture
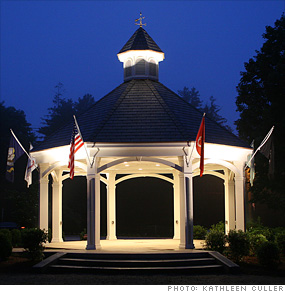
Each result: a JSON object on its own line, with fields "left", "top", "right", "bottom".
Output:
{"left": 156, "top": 164, "right": 160, "bottom": 166}
{"left": 138, "top": 168, "right": 143, "bottom": 171}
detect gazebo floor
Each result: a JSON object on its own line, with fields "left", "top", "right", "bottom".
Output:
{"left": 44, "top": 239, "right": 206, "bottom": 253}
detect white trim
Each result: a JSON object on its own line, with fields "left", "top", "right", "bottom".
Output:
{"left": 41, "top": 161, "right": 87, "bottom": 178}
{"left": 115, "top": 173, "right": 174, "bottom": 185}
{"left": 192, "top": 158, "right": 242, "bottom": 177}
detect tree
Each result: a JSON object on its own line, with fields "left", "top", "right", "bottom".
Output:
{"left": 178, "top": 86, "right": 203, "bottom": 109}
{"left": 74, "top": 93, "right": 96, "bottom": 116}
{"left": 38, "top": 83, "right": 96, "bottom": 138}
{"left": 178, "top": 86, "right": 231, "bottom": 130}
{"left": 0, "top": 101, "right": 38, "bottom": 227}
{"left": 39, "top": 83, "right": 74, "bottom": 137}
{"left": 235, "top": 14, "right": 285, "bottom": 211}
{"left": 203, "top": 96, "right": 228, "bottom": 128}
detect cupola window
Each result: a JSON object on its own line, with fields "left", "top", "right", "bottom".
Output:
{"left": 149, "top": 59, "right": 157, "bottom": 77}
{"left": 124, "top": 60, "right": 132, "bottom": 78}
{"left": 135, "top": 59, "right": 146, "bottom": 75}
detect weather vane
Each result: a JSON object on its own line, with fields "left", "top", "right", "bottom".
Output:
{"left": 135, "top": 12, "right": 146, "bottom": 27}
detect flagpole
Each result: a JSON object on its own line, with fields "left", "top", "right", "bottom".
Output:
{"left": 244, "top": 126, "right": 274, "bottom": 169}
{"left": 10, "top": 129, "right": 32, "bottom": 160}
{"left": 73, "top": 115, "right": 93, "bottom": 168}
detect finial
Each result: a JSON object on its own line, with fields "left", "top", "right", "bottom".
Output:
{"left": 135, "top": 12, "right": 146, "bottom": 28}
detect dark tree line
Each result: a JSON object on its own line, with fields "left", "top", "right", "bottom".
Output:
{"left": 177, "top": 86, "right": 230, "bottom": 131}
{"left": 235, "top": 14, "right": 285, "bottom": 211}
{"left": 0, "top": 85, "right": 96, "bottom": 227}
{"left": 39, "top": 82, "right": 95, "bottom": 138}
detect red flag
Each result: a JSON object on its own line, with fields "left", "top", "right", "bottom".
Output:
{"left": 195, "top": 114, "right": 205, "bottom": 177}
{"left": 68, "top": 122, "right": 84, "bottom": 179}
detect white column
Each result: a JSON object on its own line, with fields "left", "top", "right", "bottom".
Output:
{"left": 86, "top": 158, "right": 101, "bottom": 250}
{"left": 179, "top": 157, "right": 195, "bottom": 249}
{"left": 106, "top": 173, "right": 117, "bottom": 240}
{"left": 235, "top": 175, "right": 245, "bottom": 231}
{"left": 173, "top": 172, "right": 180, "bottom": 239}
{"left": 224, "top": 170, "right": 236, "bottom": 234}
{"left": 39, "top": 164, "right": 49, "bottom": 232}
{"left": 51, "top": 169, "right": 63, "bottom": 243}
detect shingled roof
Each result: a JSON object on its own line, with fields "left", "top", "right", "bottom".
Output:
{"left": 33, "top": 79, "right": 249, "bottom": 152}
{"left": 118, "top": 27, "right": 163, "bottom": 54}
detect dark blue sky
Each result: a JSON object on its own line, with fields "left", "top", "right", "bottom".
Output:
{"left": 1, "top": 1, "right": 284, "bottom": 133}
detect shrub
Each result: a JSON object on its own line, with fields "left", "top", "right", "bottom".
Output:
{"left": 0, "top": 229, "right": 12, "bottom": 243}
{"left": 227, "top": 230, "right": 250, "bottom": 262}
{"left": 0, "top": 233, "right": 12, "bottom": 260}
{"left": 205, "top": 230, "right": 226, "bottom": 254}
{"left": 276, "top": 232, "right": 285, "bottom": 255}
{"left": 21, "top": 228, "right": 47, "bottom": 260}
{"left": 193, "top": 225, "right": 207, "bottom": 239}
{"left": 11, "top": 229, "right": 22, "bottom": 247}
{"left": 80, "top": 228, "right": 87, "bottom": 240}
{"left": 248, "top": 233, "right": 268, "bottom": 255}
{"left": 256, "top": 241, "right": 280, "bottom": 268}
{"left": 210, "top": 221, "right": 225, "bottom": 233}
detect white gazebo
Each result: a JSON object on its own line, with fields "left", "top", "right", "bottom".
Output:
{"left": 32, "top": 25, "right": 252, "bottom": 250}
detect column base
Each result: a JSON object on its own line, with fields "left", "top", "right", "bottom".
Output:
{"left": 86, "top": 243, "right": 102, "bottom": 250}
{"left": 51, "top": 238, "right": 63, "bottom": 243}
{"left": 106, "top": 236, "right": 117, "bottom": 240}
{"left": 179, "top": 243, "right": 195, "bottom": 249}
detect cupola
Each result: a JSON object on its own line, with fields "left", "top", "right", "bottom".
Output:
{"left": 117, "top": 14, "right": 165, "bottom": 82}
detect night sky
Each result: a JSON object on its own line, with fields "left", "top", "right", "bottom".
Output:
{"left": 1, "top": 1, "right": 284, "bottom": 133}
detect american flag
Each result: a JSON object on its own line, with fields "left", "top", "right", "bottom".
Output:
{"left": 68, "top": 122, "right": 84, "bottom": 179}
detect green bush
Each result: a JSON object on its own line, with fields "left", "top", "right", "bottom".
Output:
{"left": 227, "top": 230, "right": 250, "bottom": 262}
{"left": 248, "top": 233, "right": 268, "bottom": 255}
{"left": 0, "top": 229, "right": 12, "bottom": 243}
{"left": 247, "top": 225, "right": 275, "bottom": 242}
{"left": 80, "top": 228, "right": 87, "bottom": 240}
{"left": 205, "top": 229, "right": 226, "bottom": 254}
{"left": 0, "top": 233, "right": 12, "bottom": 260}
{"left": 256, "top": 241, "right": 280, "bottom": 268}
{"left": 11, "top": 229, "right": 22, "bottom": 247}
{"left": 276, "top": 232, "right": 285, "bottom": 255}
{"left": 210, "top": 221, "right": 225, "bottom": 233}
{"left": 21, "top": 228, "right": 47, "bottom": 260}
{"left": 193, "top": 225, "right": 207, "bottom": 239}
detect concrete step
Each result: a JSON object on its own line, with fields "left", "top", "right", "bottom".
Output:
{"left": 34, "top": 251, "right": 239, "bottom": 274}
{"left": 58, "top": 256, "right": 216, "bottom": 267}
{"left": 48, "top": 263, "right": 224, "bottom": 273}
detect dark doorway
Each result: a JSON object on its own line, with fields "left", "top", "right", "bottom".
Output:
{"left": 193, "top": 174, "right": 224, "bottom": 228}
{"left": 62, "top": 176, "right": 87, "bottom": 235}
{"left": 116, "top": 177, "right": 173, "bottom": 238}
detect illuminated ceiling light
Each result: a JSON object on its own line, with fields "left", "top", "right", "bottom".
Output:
{"left": 125, "top": 164, "right": 129, "bottom": 167}
{"left": 156, "top": 164, "right": 160, "bottom": 166}
{"left": 138, "top": 168, "right": 143, "bottom": 170}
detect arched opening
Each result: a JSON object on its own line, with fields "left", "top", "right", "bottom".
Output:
{"left": 62, "top": 176, "right": 87, "bottom": 236}
{"left": 193, "top": 174, "right": 224, "bottom": 228}
{"left": 61, "top": 176, "right": 107, "bottom": 238}
{"left": 116, "top": 177, "right": 174, "bottom": 238}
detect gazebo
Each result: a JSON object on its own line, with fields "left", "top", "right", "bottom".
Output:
{"left": 32, "top": 24, "right": 251, "bottom": 250}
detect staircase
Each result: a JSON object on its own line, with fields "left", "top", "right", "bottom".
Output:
{"left": 34, "top": 251, "right": 239, "bottom": 273}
